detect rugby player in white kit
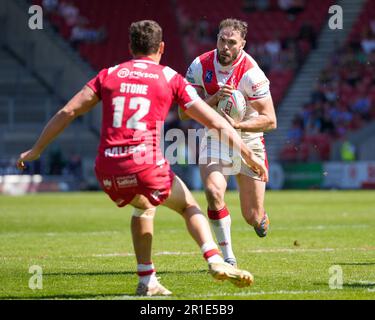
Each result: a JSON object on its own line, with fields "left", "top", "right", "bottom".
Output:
{"left": 180, "top": 18, "right": 277, "bottom": 267}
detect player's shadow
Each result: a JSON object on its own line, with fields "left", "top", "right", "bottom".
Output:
{"left": 2, "top": 270, "right": 208, "bottom": 299}
{"left": 1, "top": 292, "right": 172, "bottom": 299}
{"left": 333, "top": 262, "right": 375, "bottom": 266}
{"left": 343, "top": 282, "right": 375, "bottom": 289}
{"left": 313, "top": 282, "right": 375, "bottom": 290}
{"left": 44, "top": 269, "right": 207, "bottom": 277}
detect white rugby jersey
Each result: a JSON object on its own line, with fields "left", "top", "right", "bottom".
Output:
{"left": 186, "top": 49, "right": 271, "bottom": 141}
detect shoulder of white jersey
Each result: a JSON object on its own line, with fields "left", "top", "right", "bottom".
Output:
{"left": 186, "top": 56, "right": 204, "bottom": 87}
{"left": 162, "top": 66, "right": 178, "bottom": 83}
{"left": 243, "top": 51, "right": 258, "bottom": 64}
{"left": 241, "top": 52, "right": 269, "bottom": 82}
{"left": 239, "top": 54, "right": 271, "bottom": 100}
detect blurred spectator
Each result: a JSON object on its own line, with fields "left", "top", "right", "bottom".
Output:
{"left": 322, "top": 82, "right": 338, "bottom": 103}
{"left": 42, "top": 0, "right": 59, "bottom": 13}
{"left": 370, "top": 19, "right": 375, "bottom": 34}
{"left": 304, "top": 110, "right": 322, "bottom": 137}
{"left": 340, "top": 138, "right": 356, "bottom": 161}
{"left": 287, "top": 115, "right": 304, "bottom": 145}
{"left": 310, "top": 83, "right": 326, "bottom": 103}
{"left": 360, "top": 28, "right": 375, "bottom": 54}
{"left": 351, "top": 87, "right": 371, "bottom": 117}
{"left": 320, "top": 103, "right": 335, "bottom": 135}
{"left": 58, "top": 1, "right": 80, "bottom": 27}
{"left": 48, "top": 147, "right": 65, "bottom": 175}
{"left": 0, "top": 158, "right": 23, "bottom": 175}
{"left": 243, "top": 0, "right": 270, "bottom": 12}
{"left": 297, "top": 21, "right": 317, "bottom": 49}
{"left": 70, "top": 18, "right": 106, "bottom": 47}
{"left": 278, "top": 0, "right": 305, "bottom": 20}
{"left": 265, "top": 33, "right": 282, "bottom": 64}
{"left": 64, "top": 154, "right": 82, "bottom": 178}
{"left": 196, "top": 20, "right": 213, "bottom": 45}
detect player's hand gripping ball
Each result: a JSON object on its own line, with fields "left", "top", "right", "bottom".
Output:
{"left": 217, "top": 90, "right": 246, "bottom": 122}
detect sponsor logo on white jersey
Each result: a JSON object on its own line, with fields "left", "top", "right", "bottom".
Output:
{"left": 252, "top": 79, "right": 269, "bottom": 91}
{"left": 117, "top": 68, "right": 159, "bottom": 79}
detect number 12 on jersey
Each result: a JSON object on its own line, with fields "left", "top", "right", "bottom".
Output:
{"left": 112, "top": 96, "right": 151, "bottom": 130}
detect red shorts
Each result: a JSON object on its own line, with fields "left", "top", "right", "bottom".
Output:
{"left": 95, "top": 162, "right": 175, "bottom": 207}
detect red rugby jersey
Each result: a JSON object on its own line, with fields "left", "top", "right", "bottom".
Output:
{"left": 87, "top": 57, "right": 200, "bottom": 174}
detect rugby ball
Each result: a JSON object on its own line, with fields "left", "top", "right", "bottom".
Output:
{"left": 217, "top": 90, "right": 246, "bottom": 122}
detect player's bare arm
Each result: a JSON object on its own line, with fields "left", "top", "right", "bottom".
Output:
{"left": 185, "top": 99, "right": 268, "bottom": 182}
{"left": 222, "top": 95, "right": 277, "bottom": 132}
{"left": 179, "top": 86, "right": 204, "bottom": 120}
{"left": 17, "top": 86, "right": 99, "bottom": 170}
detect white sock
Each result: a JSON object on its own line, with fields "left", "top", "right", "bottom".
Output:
{"left": 201, "top": 241, "right": 224, "bottom": 264}
{"left": 137, "top": 263, "right": 158, "bottom": 286}
{"left": 210, "top": 215, "right": 236, "bottom": 262}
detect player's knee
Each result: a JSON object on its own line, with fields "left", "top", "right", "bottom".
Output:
{"left": 205, "top": 185, "right": 225, "bottom": 207}
{"left": 132, "top": 207, "right": 156, "bottom": 219}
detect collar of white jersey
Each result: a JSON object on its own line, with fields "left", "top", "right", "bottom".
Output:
{"left": 214, "top": 49, "right": 245, "bottom": 72}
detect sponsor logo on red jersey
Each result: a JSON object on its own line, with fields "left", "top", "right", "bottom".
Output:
{"left": 117, "top": 68, "right": 159, "bottom": 79}
{"left": 116, "top": 175, "right": 138, "bottom": 188}
{"left": 102, "top": 179, "right": 112, "bottom": 189}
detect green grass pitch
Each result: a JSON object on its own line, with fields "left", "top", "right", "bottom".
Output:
{"left": 0, "top": 190, "right": 374, "bottom": 300}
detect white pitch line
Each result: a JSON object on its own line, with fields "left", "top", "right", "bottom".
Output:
{"left": 59, "top": 288, "right": 375, "bottom": 300}
{"left": 0, "top": 224, "right": 371, "bottom": 238}
{"left": 270, "top": 224, "right": 370, "bottom": 231}
{"left": 245, "top": 248, "right": 336, "bottom": 253}
{"left": 2, "top": 247, "right": 373, "bottom": 260}
{"left": 192, "top": 290, "right": 325, "bottom": 298}
{"left": 93, "top": 253, "right": 135, "bottom": 257}
{"left": 0, "top": 231, "right": 122, "bottom": 237}
{"left": 92, "top": 247, "right": 375, "bottom": 258}
{"left": 88, "top": 290, "right": 326, "bottom": 300}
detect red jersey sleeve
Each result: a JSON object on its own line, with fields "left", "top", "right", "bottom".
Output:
{"left": 86, "top": 69, "right": 108, "bottom": 100}
{"left": 165, "top": 68, "right": 201, "bottom": 110}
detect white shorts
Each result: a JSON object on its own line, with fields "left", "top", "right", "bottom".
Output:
{"left": 199, "top": 135, "right": 268, "bottom": 180}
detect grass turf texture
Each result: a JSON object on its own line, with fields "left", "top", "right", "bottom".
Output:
{"left": 0, "top": 190, "right": 374, "bottom": 300}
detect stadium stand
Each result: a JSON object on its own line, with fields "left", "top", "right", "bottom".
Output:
{"left": 280, "top": 0, "right": 375, "bottom": 162}
{"left": 35, "top": 0, "right": 333, "bottom": 106}
{"left": 176, "top": 0, "right": 333, "bottom": 105}
{"left": 33, "top": 0, "right": 186, "bottom": 73}
{"left": 0, "top": 45, "right": 59, "bottom": 163}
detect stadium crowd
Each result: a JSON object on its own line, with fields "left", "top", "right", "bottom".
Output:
{"left": 281, "top": 18, "right": 375, "bottom": 162}
{"left": 40, "top": 0, "right": 106, "bottom": 46}
{"left": 177, "top": 0, "right": 315, "bottom": 76}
